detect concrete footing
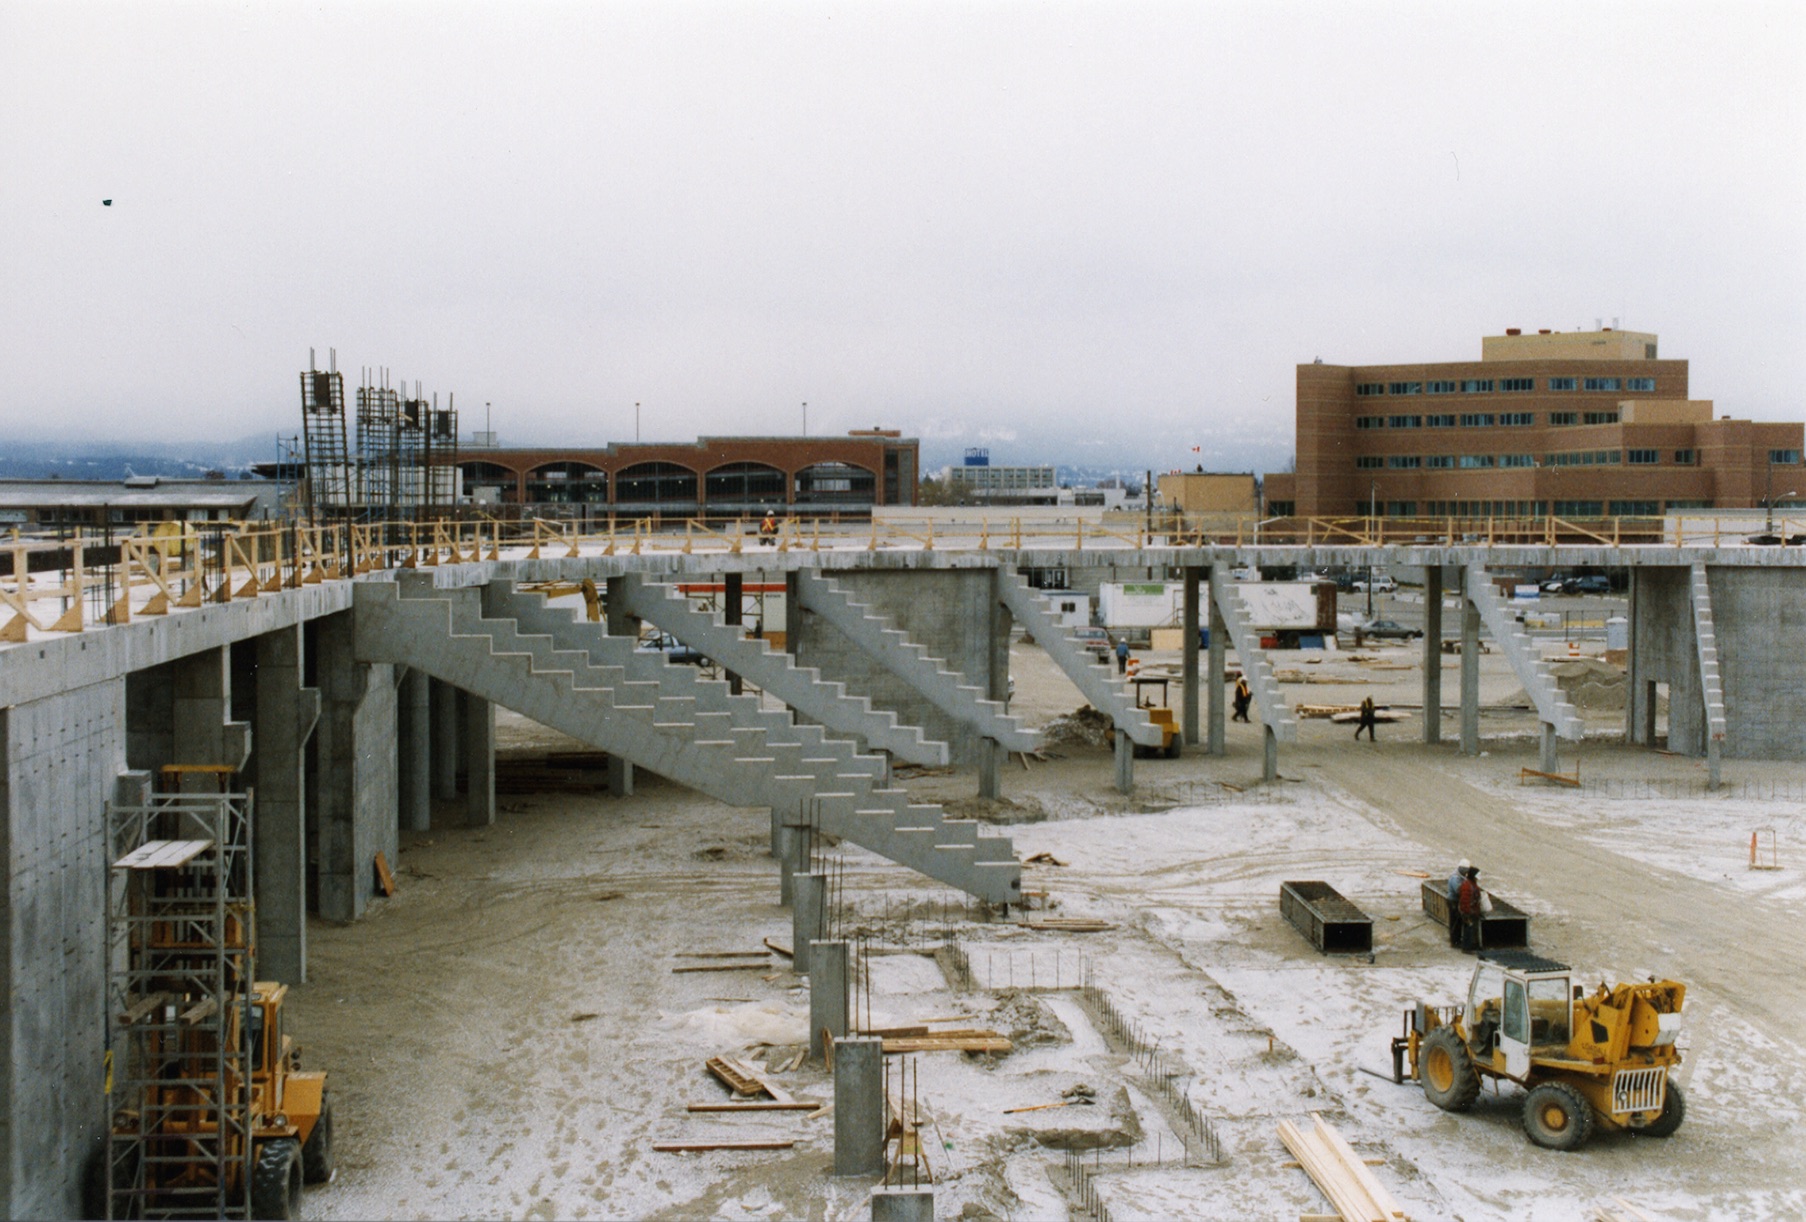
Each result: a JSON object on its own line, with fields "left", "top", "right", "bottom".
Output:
{"left": 811, "top": 940, "right": 850, "bottom": 1063}
{"left": 871, "top": 1187, "right": 935, "bottom": 1221}
{"left": 833, "top": 1034, "right": 884, "bottom": 1176}
{"left": 793, "top": 873, "right": 826, "bottom": 974}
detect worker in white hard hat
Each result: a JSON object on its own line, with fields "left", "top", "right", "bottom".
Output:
{"left": 1446, "top": 859, "right": 1472, "bottom": 948}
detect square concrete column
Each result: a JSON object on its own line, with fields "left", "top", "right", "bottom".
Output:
{"left": 605, "top": 575, "right": 636, "bottom": 797}
{"left": 1264, "top": 725, "right": 1278, "bottom": 782}
{"left": 398, "top": 667, "right": 432, "bottom": 832}
{"left": 792, "top": 873, "right": 826, "bottom": 974}
{"left": 1113, "top": 729, "right": 1133, "bottom": 794}
{"left": 724, "top": 571, "right": 744, "bottom": 696}
{"left": 1540, "top": 721, "right": 1559, "bottom": 772}
{"left": 172, "top": 645, "right": 252, "bottom": 771}
{"left": 315, "top": 611, "right": 399, "bottom": 923}
{"left": 1181, "top": 566, "right": 1201, "bottom": 746}
{"left": 832, "top": 1034, "right": 884, "bottom": 1176}
{"left": 978, "top": 569, "right": 1013, "bottom": 799}
{"left": 811, "top": 939, "right": 850, "bottom": 1062}
{"left": 1625, "top": 570, "right": 1644, "bottom": 743}
{"left": 1207, "top": 586, "right": 1227, "bottom": 755}
{"left": 253, "top": 625, "right": 318, "bottom": 983}
{"left": 464, "top": 690, "right": 496, "bottom": 827}
{"left": 1460, "top": 580, "right": 1481, "bottom": 756}
{"left": 1422, "top": 565, "right": 1443, "bottom": 744}
{"left": 430, "top": 678, "right": 459, "bottom": 800}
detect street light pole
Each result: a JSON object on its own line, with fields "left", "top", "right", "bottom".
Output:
{"left": 635, "top": 402, "right": 640, "bottom": 444}
{"left": 1367, "top": 480, "right": 1377, "bottom": 619}
{"left": 802, "top": 402, "right": 808, "bottom": 437}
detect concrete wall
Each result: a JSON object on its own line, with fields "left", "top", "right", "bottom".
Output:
{"left": 792, "top": 570, "right": 999, "bottom": 764}
{"left": 1707, "top": 567, "right": 1806, "bottom": 760}
{"left": 314, "top": 610, "right": 399, "bottom": 922}
{"left": 0, "top": 680, "right": 126, "bottom": 1219}
{"left": 1629, "top": 567, "right": 1703, "bottom": 754}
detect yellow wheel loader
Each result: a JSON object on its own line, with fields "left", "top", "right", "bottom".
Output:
{"left": 1390, "top": 950, "right": 1685, "bottom": 1151}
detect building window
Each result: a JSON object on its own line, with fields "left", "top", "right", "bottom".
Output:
{"left": 1387, "top": 414, "right": 1422, "bottom": 428}
{"left": 1548, "top": 377, "right": 1576, "bottom": 391}
{"left": 1355, "top": 383, "right": 1386, "bottom": 396}
{"left": 1460, "top": 413, "right": 1495, "bottom": 427}
{"left": 1426, "top": 455, "right": 1454, "bottom": 469}
{"left": 1666, "top": 499, "right": 1712, "bottom": 510}
{"left": 1355, "top": 456, "right": 1383, "bottom": 469}
{"left": 1388, "top": 381, "right": 1423, "bottom": 395}
{"left": 1425, "top": 414, "right": 1457, "bottom": 428}
{"left": 1554, "top": 500, "right": 1605, "bottom": 517}
{"left": 1610, "top": 500, "right": 1661, "bottom": 516}
{"left": 1385, "top": 501, "right": 1417, "bottom": 516}
{"left": 1458, "top": 455, "right": 1496, "bottom": 469}
{"left": 1582, "top": 410, "right": 1620, "bottom": 424}
{"left": 1355, "top": 416, "right": 1385, "bottom": 429}
{"left": 1499, "top": 377, "right": 1534, "bottom": 392}
{"left": 1268, "top": 500, "right": 1295, "bottom": 516}
{"left": 1499, "top": 412, "right": 1534, "bottom": 426}
{"left": 1387, "top": 455, "right": 1421, "bottom": 469}
{"left": 1426, "top": 380, "right": 1457, "bottom": 394}
{"left": 1673, "top": 449, "right": 1695, "bottom": 465}
{"left": 1461, "top": 379, "right": 1494, "bottom": 393}
{"left": 1583, "top": 377, "right": 1622, "bottom": 392}
{"left": 1550, "top": 411, "right": 1578, "bottom": 425}
{"left": 1500, "top": 454, "right": 1535, "bottom": 468}
{"left": 1627, "top": 449, "right": 1660, "bottom": 465}
{"left": 1627, "top": 377, "right": 1656, "bottom": 392}
{"left": 1769, "top": 449, "right": 1801, "bottom": 465}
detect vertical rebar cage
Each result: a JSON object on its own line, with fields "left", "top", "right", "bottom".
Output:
{"left": 105, "top": 793, "right": 256, "bottom": 1220}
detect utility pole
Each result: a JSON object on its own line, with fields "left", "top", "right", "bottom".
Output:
{"left": 1367, "top": 480, "right": 1378, "bottom": 619}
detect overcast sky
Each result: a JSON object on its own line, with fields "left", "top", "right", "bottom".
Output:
{"left": 2, "top": 1, "right": 1801, "bottom": 467}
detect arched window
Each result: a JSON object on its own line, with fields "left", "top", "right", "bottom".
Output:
{"left": 705, "top": 462, "right": 786, "bottom": 509}
{"left": 614, "top": 462, "right": 698, "bottom": 509}
{"left": 458, "top": 461, "right": 518, "bottom": 503}
{"left": 794, "top": 461, "right": 875, "bottom": 505}
{"left": 525, "top": 461, "right": 608, "bottom": 504}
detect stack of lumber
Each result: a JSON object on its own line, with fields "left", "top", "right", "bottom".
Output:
{"left": 879, "top": 1029, "right": 1012, "bottom": 1054}
{"left": 706, "top": 1054, "right": 795, "bottom": 1101}
{"left": 1276, "top": 1113, "right": 1406, "bottom": 1222}
{"left": 1024, "top": 917, "right": 1114, "bottom": 933}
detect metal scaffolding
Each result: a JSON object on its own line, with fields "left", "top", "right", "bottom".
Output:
{"left": 300, "top": 356, "right": 460, "bottom": 524}
{"left": 104, "top": 791, "right": 256, "bottom": 1220}
{"left": 299, "top": 351, "right": 351, "bottom": 527}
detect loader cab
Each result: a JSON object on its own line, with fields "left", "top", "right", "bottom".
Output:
{"left": 1470, "top": 951, "right": 1573, "bottom": 1081}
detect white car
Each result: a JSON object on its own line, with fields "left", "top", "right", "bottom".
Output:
{"left": 1351, "top": 575, "right": 1398, "bottom": 594}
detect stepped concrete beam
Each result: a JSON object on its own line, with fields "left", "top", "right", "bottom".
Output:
{"left": 793, "top": 571, "right": 1042, "bottom": 754}
{"left": 1462, "top": 569, "right": 1586, "bottom": 742}
{"left": 995, "top": 566, "right": 1165, "bottom": 748}
{"left": 353, "top": 583, "right": 1019, "bottom": 903}
{"left": 1207, "top": 571, "right": 1298, "bottom": 744}
{"left": 608, "top": 575, "right": 950, "bottom": 766}
{"left": 1689, "top": 564, "right": 1727, "bottom": 788}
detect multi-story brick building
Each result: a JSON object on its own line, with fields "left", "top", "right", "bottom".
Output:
{"left": 1262, "top": 328, "right": 1803, "bottom": 519}
{"left": 446, "top": 430, "right": 918, "bottom": 519}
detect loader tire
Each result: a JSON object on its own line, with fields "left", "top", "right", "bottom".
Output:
{"left": 1638, "top": 1081, "right": 1685, "bottom": 1137}
{"left": 1523, "top": 1081, "right": 1593, "bottom": 1151}
{"left": 1418, "top": 1027, "right": 1481, "bottom": 1112}
{"left": 302, "top": 1090, "right": 335, "bottom": 1183}
{"left": 251, "top": 1138, "right": 303, "bottom": 1220}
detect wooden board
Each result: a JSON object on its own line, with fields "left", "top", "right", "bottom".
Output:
{"left": 685, "top": 1101, "right": 822, "bottom": 1113}
{"left": 673, "top": 962, "right": 770, "bottom": 973}
{"left": 373, "top": 851, "right": 397, "bottom": 896}
{"left": 1276, "top": 1113, "right": 1406, "bottom": 1222}
{"left": 113, "top": 839, "right": 211, "bottom": 870}
{"left": 881, "top": 1035, "right": 1012, "bottom": 1054}
{"left": 653, "top": 1140, "right": 795, "bottom": 1153}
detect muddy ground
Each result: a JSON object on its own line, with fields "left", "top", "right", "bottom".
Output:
{"left": 288, "top": 636, "right": 1806, "bottom": 1220}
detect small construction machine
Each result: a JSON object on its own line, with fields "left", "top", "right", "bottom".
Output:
{"left": 1129, "top": 674, "right": 1181, "bottom": 758}
{"left": 1391, "top": 950, "right": 1686, "bottom": 1151}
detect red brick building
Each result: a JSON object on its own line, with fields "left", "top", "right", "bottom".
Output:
{"left": 447, "top": 430, "right": 918, "bottom": 519}
{"left": 1262, "top": 329, "right": 1803, "bottom": 519}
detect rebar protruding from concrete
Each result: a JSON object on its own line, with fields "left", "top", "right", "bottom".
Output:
{"left": 811, "top": 939, "right": 850, "bottom": 1062}
{"left": 793, "top": 873, "right": 826, "bottom": 974}
{"left": 833, "top": 1034, "right": 884, "bottom": 1177}
{"left": 871, "top": 1187, "right": 934, "bottom": 1222}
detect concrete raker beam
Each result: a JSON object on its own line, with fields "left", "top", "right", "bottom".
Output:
{"left": 1207, "top": 571, "right": 1298, "bottom": 744}
{"left": 1462, "top": 569, "right": 1585, "bottom": 741}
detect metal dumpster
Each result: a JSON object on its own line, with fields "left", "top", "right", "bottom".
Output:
{"left": 1280, "top": 880, "right": 1373, "bottom": 955}
{"left": 1419, "top": 879, "right": 1531, "bottom": 949}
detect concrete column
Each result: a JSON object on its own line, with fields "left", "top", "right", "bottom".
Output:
{"left": 724, "top": 571, "right": 744, "bottom": 696}
{"left": 1539, "top": 721, "right": 1558, "bottom": 772}
{"left": 978, "top": 740, "right": 1002, "bottom": 800}
{"left": 1460, "top": 582, "right": 1481, "bottom": 756}
{"left": 1642, "top": 679, "right": 1659, "bottom": 746}
{"left": 1207, "top": 586, "right": 1227, "bottom": 755}
{"left": 979, "top": 570, "right": 1012, "bottom": 799}
{"left": 171, "top": 645, "right": 251, "bottom": 772}
{"left": 605, "top": 575, "right": 636, "bottom": 797}
{"left": 810, "top": 940, "right": 850, "bottom": 1061}
{"left": 1625, "top": 570, "right": 1643, "bottom": 743}
{"left": 464, "top": 691, "right": 495, "bottom": 827}
{"left": 1113, "top": 729, "right": 1133, "bottom": 794}
{"left": 1422, "top": 566, "right": 1443, "bottom": 744}
{"left": 1707, "top": 735, "right": 1722, "bottom": 791}
{"left": 872, "top": 1188, "right": 935, "bottom": 1221}
{"left": 1264, "top": 725, "right": 1278, "bottom": 782}
{"left": 1181, "top": 565, "right": 1201, "bottom": 746}
{"left": 793, "top": 873, "right": 826, "bottom": 974}
{"left": 430, "top": 678, "right": 459, "bottom": 800}
{"left": 833, "top": 1035, "right": 885, "bottom": 1176}
{"left": 316, "top": 610, "right": 399, "bottom": 923}
{"left": 778, "top": 811, "right": 811, "bottom": 906}
{"left": 253, "top": 626, "right": 318, "bottom": 983}
{"left": 398, "top": 668, "right": 431, "bottom": 832}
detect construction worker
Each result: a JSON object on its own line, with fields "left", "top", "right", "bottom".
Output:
{"left": 758, "top": 510, "right": 778, "bottom": 547}
{"left": 1114, "top": 637, "right": 1129, "bottom": 674}
{"left": 1232, "top": 676, "right": 1252, "bottom": 722}
{"left": 1354, "top": 694, "right": 1378, "bottom": 741}
{"left": 1446, "top": 858, "right": 1470, "bottom": 948}
{"left": 1457, "top": 866, "right": 1483, "bottom": 952}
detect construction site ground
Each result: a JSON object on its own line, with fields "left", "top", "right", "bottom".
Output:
{"left": 289, "top": 633, "right": 1806, "bottom": 1221}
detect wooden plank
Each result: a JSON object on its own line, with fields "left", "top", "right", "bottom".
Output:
{"left": 763, "top": 937, "right": 793, "bottom": 958}
{"left": 653, "top": 1140, "right": 795, "bottom": 1153}
{"left": 685, "top": 1101, "right": 822, "bottom": 1112}
{"left": 373, "top": 850, "right": 397, "bottom": 896}
{"left": 674, "top": 962, "right": 770, "bottom": 974}
{"left": 705, "top": 1056, "right": 764, "bottom": 1096}
{"left": 721, "top": 1056, "right": 796, "bottom": 1104}
{"left": 1312, "top": 1114, "right": 1405, "bottom": 1221}
{"left": 118, "top": 992, "right": 170, "bottom": 1026}
{"left": 114, "top": 839, "right": 212, "bottom": 870}
{"left": 881, "top": 1036, "right": 1012, "bottom": 1054}
{"left": 675, "top": 951, "right": 771, "bottom": 959}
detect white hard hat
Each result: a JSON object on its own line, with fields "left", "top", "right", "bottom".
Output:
{"left": 1458, "top": 859, "right": 1471, "bottom": 871}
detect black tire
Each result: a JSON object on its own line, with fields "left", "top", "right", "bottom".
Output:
{"left": 1523, "top": 1081, "right": 1594, "bottom": 1151}
{"left": 1164, "top": 737, "right": 1180, "bottom": 759}
{"left": 1637, "top": 1081, "right": 1685, "bottom": 1137}
{"left": 1418, "top": 1027, "right": 1482, "bottom": 1112}
{"left": 251, "top": 1138, "right": 303, "bottom": 1221}
{"left": 302, "top": 1090, "right": 335, "bottom": 1183}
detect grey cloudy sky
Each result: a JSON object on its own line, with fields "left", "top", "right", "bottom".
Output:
{"left": 3, "top": 1, "right": 1801, "bottom": 467}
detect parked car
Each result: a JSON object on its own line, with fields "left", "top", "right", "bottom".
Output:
{"left": 1541, "top": 578, "right": 1567, "bottom": 593}
{"left": 637, "top": 631, "right": 709, "bottom": 666}
{"left": 1351, "top": 574, "right": 1398, "bottom": 594}
{"left": 1565, "top": 575, "right": 1612, "bottom": 595}
{"left": 1072, "top": 626, "right": 1112, "bottom": 655}
{"left": 1360, "top": 618, "right": 1422, "bottom": 640}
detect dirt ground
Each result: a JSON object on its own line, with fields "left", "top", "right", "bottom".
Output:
{"left": 288, "top": 636, "right": 1806, "bottom": 1221}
